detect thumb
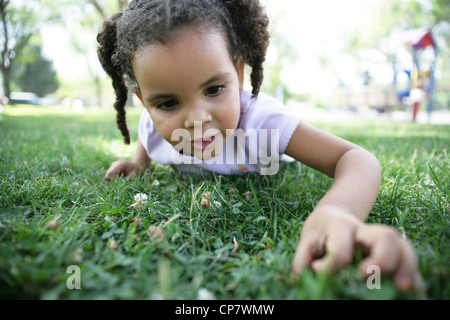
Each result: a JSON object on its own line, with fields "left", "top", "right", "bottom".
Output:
{"left": 126, "top": 169, "right": 137, "bottom": 181}
{"left": 310, "top": 227, "right": 355, "bottom": 275}
{"left": 291, "top": 238, "right": 321, "bottom": 277}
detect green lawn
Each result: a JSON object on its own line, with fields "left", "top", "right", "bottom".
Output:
{"left": 0, "top": 105, "right": 448, "bottom": 300}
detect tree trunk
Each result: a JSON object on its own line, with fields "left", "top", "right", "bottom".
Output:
{"left": 1, "top": 64, "right": 11, "bottom": 100}
{"left": 0, "top": 0, "right": 10, "bottom": 100}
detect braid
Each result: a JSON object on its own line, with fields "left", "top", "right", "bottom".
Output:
{"left": 97, "top": 13, "right": 131, "bottom": 145}
{"left": 221, "top": 0, "right": 270, "bottom": 96}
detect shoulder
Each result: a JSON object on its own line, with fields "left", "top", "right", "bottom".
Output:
{"left": 240, "top": 90, "right": 284, "bottom": 114}
{"left": 239, "top": 90, "right": 301, "bottom": 131}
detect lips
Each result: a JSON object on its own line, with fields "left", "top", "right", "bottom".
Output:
{"left": 191, "top": 135, "right": 216, "bottom": 151}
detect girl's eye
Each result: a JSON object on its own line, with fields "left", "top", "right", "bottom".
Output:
{"left": 205, "top": 84, "right": 226, "bottom": 97}
{"left": 156, "top": 99, "right": 179, "bottom": 110}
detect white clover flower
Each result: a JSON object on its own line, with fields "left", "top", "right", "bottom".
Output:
{"left": 151, "top": 179, "right": 161, "bottom": 186}
{"left": 107, "top": 238, "right": 119, "bottom": 250}
{"left": 130, "top": 193, "right": 149, "bottom": 210}
{"left": 197, "top": 288, "right": 216, "bottom": 300}
{"left": 212, "top": 201, "right": 222, "bottom": 208}
{"left": 134, "top": 193, "right": 148, "bottom": 203}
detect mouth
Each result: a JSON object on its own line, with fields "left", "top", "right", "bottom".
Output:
{"left": 191, "top": 135, "right": 217, "bottom": 151}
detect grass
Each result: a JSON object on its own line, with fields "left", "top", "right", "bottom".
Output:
{"left": 0, "top": 105, "right": 448, "bottom": 300}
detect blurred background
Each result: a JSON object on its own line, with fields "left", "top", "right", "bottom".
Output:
{"left": 1, "top": 0, "right": 449, "bottom": 123}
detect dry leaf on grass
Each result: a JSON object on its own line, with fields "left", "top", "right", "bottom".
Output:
{"left": 132, "top": 217, "right": 143, "bottom": 227}
{"left": 232, "top": 236, "right": 240, "bottom": 253}
{"left": 46, "top": 215, "right": 61, "bottom": 231}
{"left": 148, "top": 214, "right": 181, "bottom": 242}
{"left": 201, "top": 192, "right": 212, "bottom": 208}
{"left": 46, "top": 219, "right": 59, "bottom": 231}
{"left": 149, "top": 225, "right": 166, "bottom": 242}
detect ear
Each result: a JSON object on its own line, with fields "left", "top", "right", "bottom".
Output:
{"left": 132, "top": 88, "right": 144, "bottom": 105}
{"left": 235, "top": 57, "right": 245, "bottom": 91}
{"left": 136, "top": 93, "right": 144, "bottom": 105}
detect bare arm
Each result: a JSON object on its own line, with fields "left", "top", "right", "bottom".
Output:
{"left": 132, "top": 138, "right": 152, "bottom": 165}
{"left": 286, "top": 122, "right": 422, "bottom": 293}
{"left": 285, "top": 122, "right": 381, "bottom": 221}
{"left": 105, "top": 138, "right": 152, "bottom": 180}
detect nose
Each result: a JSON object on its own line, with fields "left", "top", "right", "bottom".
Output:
{"left": 183, "top": 103, "right": 212, "bottom": 129}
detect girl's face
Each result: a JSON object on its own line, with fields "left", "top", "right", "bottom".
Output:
{"left": 132, "top": 26, "right": 244, "bottom": 160}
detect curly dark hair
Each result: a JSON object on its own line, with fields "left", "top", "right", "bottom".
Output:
{"left": 97, "top": 0, "right": 270, "bottom": 144}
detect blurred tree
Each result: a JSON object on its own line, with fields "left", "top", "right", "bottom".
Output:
{"left": 14, "top": 42, "right": 59, "bottom": 97}
{"left": 88, "top": 0, "right": 131, "bottom": 107}
{"left": 88, "top": 0, "right": 129, "bottom": 19}
{"left": 0, "top": 0, "right": 60, "bottom": 100}
{"left": 57, "top": 0, "right": 131, "bottom": 107}
{"left": 88, "top": 0, "right": 132, "bottom": 106}
{"left": 0, "top": 0, "right": 37, "bottom": 100}
{"left": 431, "top": 0, "right": 450, "bottom": 25}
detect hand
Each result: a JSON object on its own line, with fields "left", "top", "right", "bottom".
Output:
{"left": 291, "top": 207, "right": 424, "bottom": 293}
{"left": 105, "top": 159, "right": 146, "bottom": 180}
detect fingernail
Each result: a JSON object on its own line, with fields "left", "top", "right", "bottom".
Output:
{"left": 291, "top": 263, "right": 302, "bottom": 276}
{"left": 397, "top": 275, "right": 412, "bottom": 291}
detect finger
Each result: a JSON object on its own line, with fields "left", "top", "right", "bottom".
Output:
{"left": 105, "top": 161, "right": 121, "bottom": 180}
{"left": 357, "top": 225, "right": 402, "bottom": 277}
{"left": 412, "top": 271, "right": 426, "bottom": 298}
{"left": 105, "top": 168, "right": 123, "bottom": 180}
{"left": 393, "top": 239, "right": 425, "bottom": 297}
{"left": 311, "top": 227, "right": 355, "bottom": 275}
{"left": 126, "top": 169, "right": 137, "bottom": 181}
{"left": 311, "top": 254, "right": 335, "bottom": 274}
{"left": 393, "top": 238, "right": 422, "bottom": 292}
{"left": 356, "top": 225, "right": 425, "bottom": 293}
{"left": 106, "top": 161, "right": 131, "bottom": 180}
{"left": 291, "top": 238, "right": 316, "bottom": 276}
{"left": 105, "top": 168, "right": 118, "bottom": 180}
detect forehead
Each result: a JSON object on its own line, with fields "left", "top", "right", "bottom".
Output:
{"left": 133, "top": 25, "right": 231, "bottom": 63}
{"left": 132, "top": 26, "right": 235, "bottom": 89}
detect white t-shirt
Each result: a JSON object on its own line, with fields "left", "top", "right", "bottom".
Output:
{"left": 138, "top": 90, "right": 302, "bottom": 176}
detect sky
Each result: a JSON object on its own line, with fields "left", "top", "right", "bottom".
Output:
{"left": 41, "top": 0, "right": 385, "bottom": 97}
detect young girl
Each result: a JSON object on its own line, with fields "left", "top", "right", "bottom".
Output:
{"left": 97, "top": 0, "right": 423, "bottom": 292}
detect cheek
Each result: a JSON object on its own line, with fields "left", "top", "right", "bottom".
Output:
{"left": 148, "top": 111, "right": 178, "bottom": 141}
{"left": 221, "top": 95, "right": 241, "bottom": 128}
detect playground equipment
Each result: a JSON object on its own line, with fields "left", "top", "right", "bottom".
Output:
{"left": 332, "top": 28, "right": 438, "bottom": 121}
{"left": 393, "top": 27, "right": 439, "bottom": 121}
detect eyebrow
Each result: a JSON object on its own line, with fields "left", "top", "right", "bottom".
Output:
{"left": 145, "top": 71, "right": 232, "bottom": 104}
{"left": 200, "top": 71, "right": 232, "bottom": 88}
